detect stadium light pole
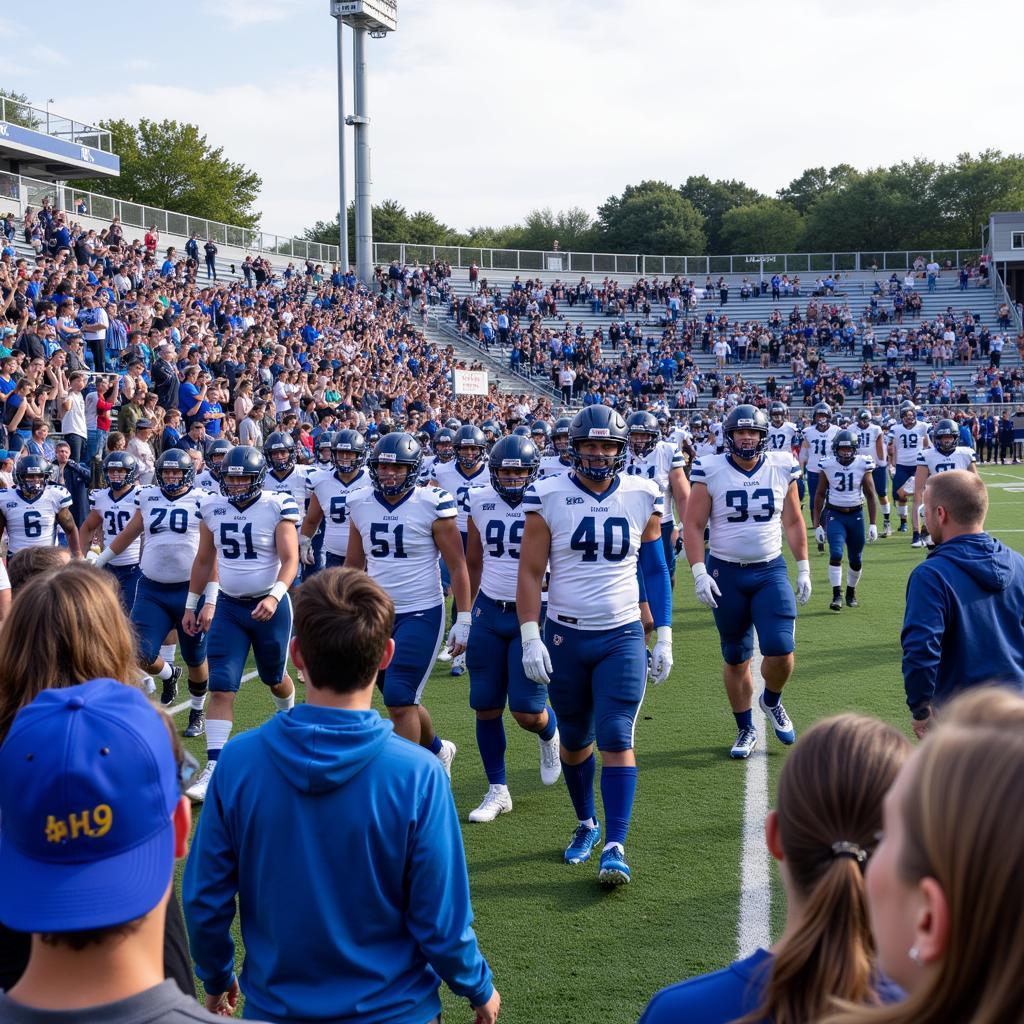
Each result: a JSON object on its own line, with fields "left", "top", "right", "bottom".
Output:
{"left": 333, "top": 15, "right": 349, "bottom": 272}
{"left": 330, "top": 1, "right": 397, "bottom": 285}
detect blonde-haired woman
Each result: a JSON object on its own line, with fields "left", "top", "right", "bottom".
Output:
{"left": 824, "top": 686, "right": 1024, "bottom": 1024}
{"left": 640, "top": 714, "right": 910, "bottom": 1024}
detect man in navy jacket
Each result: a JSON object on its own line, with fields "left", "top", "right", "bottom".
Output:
{"left": 183, "top": 568, "right": 499, "bottom": 1024}
{"left": 901, "top": 470, "right": 1024, "bottom": 738}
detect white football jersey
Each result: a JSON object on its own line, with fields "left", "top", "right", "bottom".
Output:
{"left": 195, "top": 469, "right": 220, "bottom": 493}
{"left": 522, "top": 472, "right": 662, "bottom": 630}
{"left": 854, "top": 422, "right": 885, "bottom": 461}
{"left": 625, "top": 440, "right": 685, "bottom": 525}
{"left": 692, "top": 452, "right": 801, "bottom": 563}
{"left": 264, "top": 465, "right": 312, "bottom": 511}
{"left": 818, "top": 455, "right": 875, "bottom": 509}
{"left": 197, "top": 491, "right": 300, "bottom": 598}
{"left": 136, "top": 485, "right": 209, "bottom": 583}
{"left": 307, "top": 467, "right": 373, "bottom": 555}
{"left": 89, "top": 486, "right": 142, "bottom": 566}
{"left": 431, "top": 460, "right": 487, "bottom": 533}
{"left": 538, "top": 454, "right": 573, "bottom": 479}
{"left": 710, "top": 422, "right": 724, "bottom": 450}
{"left": 669, "top": 426, "right": 691, "bottom": 450}
{"left": 893, "top": 421, "right": 930, "bottom": 467}
{"left": 916, "top": 445, "right": 976, "bottom": 475}
{"left": 2, "top": 486, "right": 71, "bottom": 553}
{"left": 417, "top": 454, "right": 438, "bottom": 486}
{"left": 347, "top": 485, "right": 457, "bottom": 614}
{"left": 803, "top": 425, "right": 840, "bottom": 473}
{"left": 468, "top": 484, "right": 526, "bottom": 603}
{"left": 767, "top": 420, "right": 798, "bottom": 453}
{"left": 691, "top": 435, "right": 720, "bottom": 460}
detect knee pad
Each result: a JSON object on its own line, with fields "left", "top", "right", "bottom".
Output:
{"left": 829, "top": 557, "right": 843, "bottom": 567}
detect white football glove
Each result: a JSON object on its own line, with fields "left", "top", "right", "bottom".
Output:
{"left": 868, "top": 524, "right": 878, "bottom": 543}
{"left": 447, "top": 612, "right": 471, "bottom": 653}
{"left": 691, "top": 563, "right": 721, "bottom": 609}
{"left": 650, "top": 627, "right": 673, "bottom": 685}
{"left": 796, "top": 559, "right": 812, "bottom": 605}
{"left": 815, "top": 525, "right": 826, "bottom": 546}
{"left": 299, "top": 537, "right": 314, "bottom": 565}
{"left": 520, "top": 621, "right": 552, "bottom": 684}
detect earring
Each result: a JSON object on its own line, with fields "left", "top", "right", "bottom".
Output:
{"left": 908, "top": 945, "right": 924, "bottom": 966}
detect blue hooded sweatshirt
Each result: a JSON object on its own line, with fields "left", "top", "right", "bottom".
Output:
{"left": 183, "top": 706, "right": 493, "bottom": 1024}
{"left": 902, "top": 532, "right": 1024, "bottom": 712}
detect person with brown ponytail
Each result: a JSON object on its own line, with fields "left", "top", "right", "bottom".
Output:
{"left": 639, "top": 714, "right": 910, "bottom": 1024}
{"left": 823, "top": 686, "right": 1024, "bottom": 1024}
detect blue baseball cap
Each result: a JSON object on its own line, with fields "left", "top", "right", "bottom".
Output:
{"left": 0, "top": 679, "right": 179, "bottom": 933}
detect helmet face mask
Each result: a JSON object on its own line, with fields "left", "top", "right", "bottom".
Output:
{"left": 331, "top": 430, "right": 366, "bottom": 475}
{"left": 488, "top": 436, "right": 539, "bottom": 504}
{"left": 934, "top": 419, "right": 959, "bottom": 456}
{"left": 434, "top": 441, "right": 455, "bottom": 463}
{"left": 457, "top": 444, "right": 485, "bottom": 469}
{"left": 569, "top": 408, "right": 628, "bottom": 482}
{"left": 552, "top": 418, "right": 572, "bottom": 455}
{"left": 155, "top": 450, "right": 194, "bottom": 499}
{"left": 724, "top": 405, "right": 769, "bottom": 461}
{"left": 102, "top": 453, "right": 138, "bottom": 492}
{"left": 15, "top": 458, "right": 49, "bottom": 499}
{"left": 690, "top": 415, "right": 707, "bottom": 441}
{"left": 368, "top": 433, "right": 422, "bottom": 498}
{"left": 218, "top": 446, "right": 267, "bottom": 506}
{"left": 263, "top": 431, "right": 296, "bottom": 474}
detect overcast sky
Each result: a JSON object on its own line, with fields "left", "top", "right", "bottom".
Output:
{"left": 5, "top": 1, "right": 1022, "bottom": 239}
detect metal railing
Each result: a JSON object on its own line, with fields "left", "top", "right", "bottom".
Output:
{"left": 0, "top": 97, "right": 112, "bottom": 153}
{"left": 990, "top": 262, "right": 1024, "bottom": 333}
{"left": 372, "top": 242, "right": 984, "bottom": 278}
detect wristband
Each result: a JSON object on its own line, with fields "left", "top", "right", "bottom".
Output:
{"left": 269, "top": 581, "right": 289, "bottom": 602}
{"left": 203, "top": 581, "right": 220, "bottom": 606}
{"left": 796, "top": 559, "right": 810, "bottom": 575}
{"left": 520, "top": 620, "right": 541, "bottom": 643}
{"left": 298, "top": 535, "right": 311, "bottom": 550}
{"left": 656, "top": 626, "right": 672, "bottom": 644}
{"left": 456, "top": 611, "right": 472, "bottom": 626}
{"left": 185, "top": 591, "right": 201, "bottom": 611}
{"left": 691, "top": 562, "right": 708, "bottom": 580}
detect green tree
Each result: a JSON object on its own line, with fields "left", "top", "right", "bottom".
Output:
{"left": 679, "top": 175, "right": 765, "bottom": 253}
{"left": 77, "top": 118, "right": 261, "bottom": 228}
{"left": 719, "top": 199, "right": 804, "bottom": 254}
{"left": 932, "top": 150, "right": 1024, "bottom": 248}
{"left": 0, "top": 89, "right": 42, "bottom": 130}
{"left": 777, "top": 164, "right": 856, "bottom": 215}
{"left": 801, "top": 171, "right": 913, "bottom": 251}
{"left": 596, "top": 181, "right": 705, "bottom": 255}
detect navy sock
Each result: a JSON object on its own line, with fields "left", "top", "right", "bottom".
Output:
{"left": 562, "top": 754, "right": 596, "bottom": 823}
{"left": 762, "top": 687, "right": 782, "bottom": 708}
{"left": 734, "top": 708, "right": 754, "bottom": 731}
{"left": 601, "top": 765, "right": 639, "bottom": 848}
{"left": 538, "top": 705, "right": 558, "bottom": 742}
{"left": 428, "top": 734, "right": 443, "bottom": 756}
{"left": 475, "top": 716, "right": 507, "bottom": 786}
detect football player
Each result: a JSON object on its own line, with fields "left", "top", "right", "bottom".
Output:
{"left": 464, "top": 434, "right": 561, "bottom": 822}
{"left": 81, "top": 452, "right": 142, "bottom": 610}
{"left": 92, "top": 448, "right": 211, "bottom": 734}
{"left": 299, "top": 429, "right": 372, "bottom": 569}
{"left": 539, "top": 417, "right": 574, "bottom": 479}
{"left": 480, "top": 419, "right": 501, "bottom": 451}
{"left": 0, "top": 455, "right": 81, "bottom": 558}
{"left": 911, "top": 418, "right": 977, "bottom": 547}
{"left": 800, "top": 403, "right": 839, "bottom": 553}
{"left": 418, "top": 426, "right": 455, "bottom": 486}
{"left": 347, "top": 432, "right": 468, "bottom": 776}
{"left": 530, "top": 420, "right": 552, "bottom": 454}
{"left": 812, "top": 430, "right": 878, "bottom": 611}
{"left": 517, "top": 406, "right": 673, "bottom": 886}
{"left": 689, "top": 413, "right": 721, "bottom": 461}
{"left": 195, "top": 438, "right": 233, "bottom": 493}
{"left": 683, "top": 405, "right": 810, "bottom": 760}
{"left": 854, "top": 408, "right": 891, "bottom": 536}
{"left": 182, "top": 445, "right": 300, "bottom": 802}
{"left": 304, "top": 431, "right": 335, "bottom": 575}
{"left": 890, "top": 401, "right": 930, "bottom": 543}
{"left": 431, "top": 424, "right": 489, "bottom": 676}
{"left": 766, "top": 402, "right": 799, "bottom": 455}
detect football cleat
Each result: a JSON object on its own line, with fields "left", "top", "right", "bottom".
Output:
{"left": 185, "top": 761, "right": 215, "bottom": 803}
{"left": 817, "top": 540, "right": 825, "bottom": 554}
{"left": 845, "top": 587, "right": 859, "bottom": 608}
{"left": 882, "top": 523, "right": 892, "bottom": 538}
{"left": 730, "top": 726, "right": 758, "bottom": 759}
{"left": 598, "top": 845, "right": 631, "bottom": 886}
{"left": 830, "top": 594, "right": 843, "bottom": 611}
{"left": 897, "top": 521, "right": 908, "bottom": 533}
{"left": 160, "top": 665, "right": 182, "bottom": 706}
{"left": 468, "top": 785, "right": 513, "bottom": 823}
{"left": 437, "top": 647, "right": 453, "bottom": 663}
{"left": 183, "top": 708, "right": 206, "bottom": 738}
{"left": 437, "top": 739, "right": 457, "bottom": 779}
{"left": 759, "top": 694, "right": 796, "bottom": 745}
{"left": 911, "top": 534, "right": 924, "bottom": 548}
{"left": 539, "top": 728, "right": 562, "bottom": 785}
{"left": 564, "top": 820, "right": 601, "bottom": 864}
{"left": 450, "top": 653, "right": 466, "bottom": 677}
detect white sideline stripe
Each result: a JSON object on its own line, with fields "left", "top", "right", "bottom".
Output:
{"left": 737, "top": 636, "right": 771, "bottom": 959}
{"left": 169, "top": 670, "right": 259, "bottom": 714}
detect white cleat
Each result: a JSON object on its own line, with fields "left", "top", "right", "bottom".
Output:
{"left": 185, "top": 761, "right": 216, "bottom": 803}
{"left": 539, "top": 728, "right": 562, "bottom": 785}
{"left": 437, "top": 647, "right": 453, "bottom": 663}
{"left": 468, "top": 784, "right": 513, "bottom": 822}
{"left": 437, "top": 739, "right": 457, "bottom": 779}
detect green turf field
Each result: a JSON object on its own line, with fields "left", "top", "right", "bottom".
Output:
{"left": 175, "top": 463, "right": 1024, "bottom": 1022}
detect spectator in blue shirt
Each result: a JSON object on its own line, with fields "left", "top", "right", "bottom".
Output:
{"left": 640, "top": 714, "right": 909, "bottom": 1024}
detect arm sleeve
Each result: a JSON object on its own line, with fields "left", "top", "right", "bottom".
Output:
{"left": 639, "top": 536, "right": 671, "bottom": 629}
{"left": 181, "top": 761, "right": 239, "bottom": 995}
{"left": 900, "top": 566, "right": 949, "bottom": 712}
{"left": 405, "top": 767, "right": 494, "bottom": 1007}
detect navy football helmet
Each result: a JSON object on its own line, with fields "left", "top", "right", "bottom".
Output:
{"left": 368, "top": 432, "right": 422, "bottom": 498}
{"left": 933, "top": 418, "right": 959, "bottom": 456}
{"left": 315, "top": 431, "right": 335, "bottom": 465}
{"left": 332, "top": 429, "right": 366, "bottom": 474}
{"left": 812, "top": 402, "right": 832, "bottom": 430}
{"left": 769, "top": 401, "right": 787, "bottom": 428}
{"left": 488, "top": 435, "right": 540, "bottom": 504}
{"left": 155, "top": 448, "right": 195, "bottom": 499}
{"left": 219, "top": 446, "right": 267, "bottom": 506}
{"left": 551, "top": 417, "right": 572, "bottom": 455}
{"left": 832, "top": 429, "right": 858, "bottom": 466}
{"left": 263, "top": 431, "right": 296, "bottom": 472}
{"left": 432, "top": 427, "right": 456, "bottom": 463}
{"left": 102, "top": 451, "right": 139, "bottom": 491}
{"left": 723, "top": 405, "right": 770, "bottom": 461}
{"left": 900, "top": 401, "right": 918, "bottom": 427}
{"left": 856, "top": 408, "right": 872, "bottom": 428}
{"left": 689, "top": 413, "right": 708, "bottom": 441}
{"left": 511, "top": 425, "right": 531, "bottom": 437}
{"left": 206, "top": 438, "right": 233, "bottom": 479}
{"left": 569, "top": 406, "right": 628, "bottom": 481}
{"left": 530, "top": 420, "right": 552, "bottom": 448}
{"left": 14, "top": 454, "right": 51, "bottom": 499}
{"left": 454, "top": 425, "right": 487, "bottom": 469}
{"left": 626, "top": 411, "right": 660, "bottom": 459}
